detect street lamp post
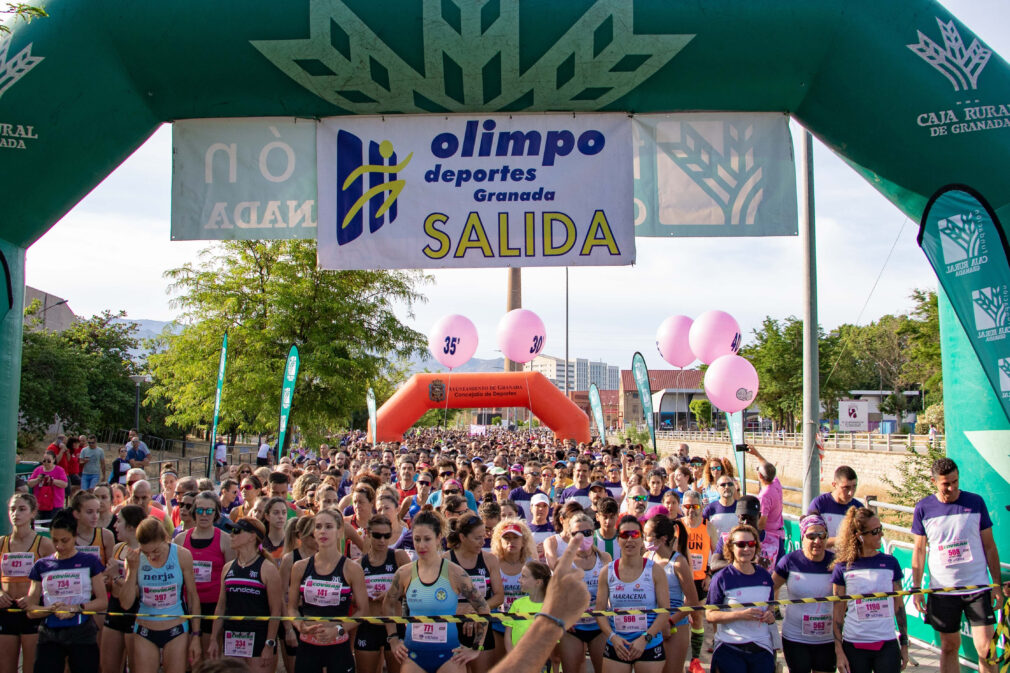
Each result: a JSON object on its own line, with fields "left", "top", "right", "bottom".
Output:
{"left": 128, "top": 375, "right": 149, "bottom": 432}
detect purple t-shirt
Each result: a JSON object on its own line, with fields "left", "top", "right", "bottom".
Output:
{"left": 508, "top": 488, "right": 547, "bottom": 520}
{"left": 807, "top": 493, "right": 863, "bottom": 538}
{"left": 703, "top": 501, "right": 738, "bottom": 540}
{"left": 708, "top": 565, "right": 775, "bottom": 652}
{"left": 774, "top": 550, "right": 835, "bottom": 642}
{"left": 830, "top": 553, "right": 902, "bottom": 644}
{"left": 559, "top": 486, "right": 593, "bottom": 509}
{"left": 29, "top": 551, "right": 105, "bottom": 628}
{"left": 911, "top": 491, "right": 992, "bottom": 593}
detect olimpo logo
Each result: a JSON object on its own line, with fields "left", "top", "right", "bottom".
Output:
{"left": 907, "top": 18, "right": 991, "bottom": 92}
{"left": 335, "top": 130, "right": 412, "bottom": 246}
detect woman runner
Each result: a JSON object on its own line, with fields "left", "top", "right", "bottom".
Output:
{"left": 259, "top": 497, "right": 288, "bottom": 560}
{"left": 26, "top": 508, "right": 107, "bottom": 673}
{"left": 595, "top": 515, "right": 669, "bottom": 673}
{"left": 772, "top": 514, "right": 836, "bottom": 673}
{"left": 644, "top": 515, "right": 700, "bottom": 673}
{"left": 559, "top": 512, "right": 610, "bottom": 673}
{"left": 355, "top": 514, "right": 410, "bottom": 673}
{"left": 383, "top": 509, "right": 491, "bottom": 673}
{"left": 831, "top": 508, "right": 909, "bottom": 673}
{"left": 447, "top": 514, "right": 504, "bottom": 673}
{"left": 0, "top": 494, "right": 54, "bottom": 673}
{"left": 176, "top": 490, "right": 233, "bottom": 658}
{"left": 279, "top": 515, "right": 317, "bottom": 673}
{"left": 92, "top": 485, "right": 116, "bottom": 541}
{"left": 489, "top": 518, "right": 535, "bottom": 661}
{"left": 287, "top": 509, "right": 368, "bottom": 673}
{"left": 119, "top": 517, "right": 202, "bottom": 673}
{"left": 101, "top": 505, "right": 145, "bottom": 673}
{"left": 208, "top": 517, "right": 281, "bottom": 673}
{"left": 70, "top": 491, "right": 115, "bottom": 567}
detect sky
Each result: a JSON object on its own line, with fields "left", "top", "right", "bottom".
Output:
{"left": 21, "top": 0, "right": 1009, "bottom": 373}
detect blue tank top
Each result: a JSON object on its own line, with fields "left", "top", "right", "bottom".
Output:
{"left": 405, "top": 560, "right": 459, "bottom": 650}
{"left": 137, "top": 543, "right": 185, "bottom": 621}
{"left": 663, "top": 552, "right": 685, "bottom": 606}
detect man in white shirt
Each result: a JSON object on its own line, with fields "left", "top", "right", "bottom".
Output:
{"left": 257, "top": 439, "right": 273, "bottom": 467}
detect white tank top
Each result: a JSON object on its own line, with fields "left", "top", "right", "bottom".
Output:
{"left": 607, "top": 558, "right": 660, "bottom": 637}
{"left": 574, "top": 553, "right": 605, "bottom": 629}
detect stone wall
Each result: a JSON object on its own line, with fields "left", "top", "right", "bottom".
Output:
{"left": 656, "top": 438, "right": 912, "bottom": 499}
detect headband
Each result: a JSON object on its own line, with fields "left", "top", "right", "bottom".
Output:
{"left": 799, "top": 514, "right": 827, "bottom": 535}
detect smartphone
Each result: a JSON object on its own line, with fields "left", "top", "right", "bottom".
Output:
{"left": 735, "top": 444, "right": 748, "bottom": 452}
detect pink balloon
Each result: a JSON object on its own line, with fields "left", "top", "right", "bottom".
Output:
{"left": 496, "top": 309, "right": 546, "bottom": 364}
{"left": 688, "top": 310, "right": 742, "bottom": 365}
{"left": 704, "top": 354, "right": 759, "bottom": 413}
{"left": 428, "top": 314, "right": 478, "bottom": 369}
{"left": 656, "top": 315, "right": 696, "bottom": 367}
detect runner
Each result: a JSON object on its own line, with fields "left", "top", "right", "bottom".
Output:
{"left": 489, "top": 519, "right": 536, "bottom": 657}
{"left": 288, "top": 509, "right": 368, "bottom": 673}
{"left": 701, "top": 458, "right": 732, "bottom": 506}
{"left": 678, "top": 490, "right": 708, "bottom": 673}
{"left": 910, "top": 457, "right": 1001, "bottom": 673}
{"left": 447, "top": 514, "right": 504, "bottom": 673}
{"left": 402, "top": 471, "right": 434, "bottom": 522}
{"left": 259, "top": 497, "right": 289, "bottom": 560}
{"left": 772, "top": 514, "right": 836, "bottom": 673}
{"left": 544, "top": 502, "right": 584, "bottom": 570}
{"left": 831, "top": 507, "right": 908, "bottom": 673}
{"left": 0, "top": 494, "right": 54, "bottom": 673}
{"left": 355, "top": 514, "right": 410, "bottom": 673}
{"left": 119, "top": 517, "right": 203, "bottom": 673}
{"left": 527, "top": 493, "right": 555, "bottom": 562}
{"left": 347, "top": 484, "right": 376, "bottom": 561}
{"left": 594, "top": 515, "right": 669, "bottom": 673}
{"left": 623, "top": 486, "right": 650, "bottom": 520}
{"left": 176, "top": 491, "right": 234, "bottom": 658}
{"left": 559, "top": 460, "right": 593, "bottom": 509}
{"left": 92, "top": 484, "right": 116, "bottom": 540}
{"left": 25, "top": 508, "right": 107, "bottom": 673}
{"left": 706, "top": 524, "right": 776, "bottom": 673}
{"left": 101, "top": 505, "right": 145, "bottom": 673}
{"left": 703, "top": 474, "right": 739, "bottom": 546}
{"left": 279, "top": 516, "right": 317, "bottom": 673}
{"left": 383, "top": 509, "right": 491, "bottom": 673}
{"left": 508, "top": 463, "right": 546, "bottom": 520}
{"left": 154, "top": 470, "right": 178, "bottom": 508}
{"left": 806, "top": 466, "right": 861, "bottom": 546}
{"left": 559, "top": 511, "right": 610, "bottom": 673}
{"left": 503, "top": 561, "right": 551, "bottom": 651}
{"left": 594, "top": 497, "right": 621, "bottom": 562}
{"left": 208, "top": 517, "right": 281, "bottom": 673}
{"left": 70, "top": 490, "right": 115, "bottom": 569}
{"left": 375, "top": 490, "right": 413, "bottom": 559}
{"left": 644, "top": 514, "right": 700, "bottom": 673}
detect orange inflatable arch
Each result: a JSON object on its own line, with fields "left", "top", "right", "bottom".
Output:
{"left": 369, "top": 372, "right": 591, "bottom": 443}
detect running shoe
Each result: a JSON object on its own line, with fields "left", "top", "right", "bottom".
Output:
{"left": 689, "top": 657, "right": 705, "bottom": 673}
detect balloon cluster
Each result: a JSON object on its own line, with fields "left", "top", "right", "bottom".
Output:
{"left": 655, "top": 310, "right": 758, "bottom": 414}
{"left": 428, "top": 309, "right": 547, "bottom": 370}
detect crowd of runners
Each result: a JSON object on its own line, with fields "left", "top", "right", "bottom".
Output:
{"left": 5, "top": 427, "right": 1004, "bottom": 673}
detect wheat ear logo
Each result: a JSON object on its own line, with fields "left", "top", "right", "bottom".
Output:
{"left": 907, "top": 18, "right": 991, "bottom": 92}
{"left": 938, "top": 211, "right": 982, "bottom": 263}
{"left": 336, "top": 131, "right": 411, "bottom": 246}
{"left": 0, "top": 37, "right": 43, "bottom": 100}
{"left": 972, "top": 286, "right": 1009, "bottom": 331}
{"left": 998, "top": 357, "right": 1010, "bottom": 393}
{"left": 251, "top": 0, "right": 692, "bottom": 113}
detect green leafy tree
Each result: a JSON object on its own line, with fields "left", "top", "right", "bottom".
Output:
{"left": 901, "top": 289, "right": 942, "bottom": 408}
{"left": 147, "top": 241, "right": 429, "bottom": 448}
{"left": 882, "top": 442, "right": 946, "bottom": 525}
{"left": 689, "top": 398, "right": 712, "bottom": 429}
{"left": 0, "top": 3, "right": 47, "bottom": 33}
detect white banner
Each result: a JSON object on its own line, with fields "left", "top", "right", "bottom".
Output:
{"left": 633, "top": 113, "right": 798, "bottom": 237}
{"left": 838, "top": 400, "right": 869, "bottom": 432}
{"left": 317, "top": 114, "right": 635, "bottom": 270}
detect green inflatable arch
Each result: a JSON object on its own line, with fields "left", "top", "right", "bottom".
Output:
{"left": 2, "top": 1, "right": 1009, "bottom": 552}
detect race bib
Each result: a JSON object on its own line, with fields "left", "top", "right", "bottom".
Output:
{"left": 469, "top": 575, "right": 488, "bottom": 596}
{"left": 855, "top": 599, "right": 888, "bottom": 621}
{"left": 615, "top": 613, "right": 648, "bottom": 633}
{"left": 42, "top": 568, "right": 88, "bottom": 604}
{"left": 365, "top": 574, "right": 393, "bottom": 599}
{"left": 116, "top": 560, "right": 126, "bottom": 580}
{"left": 193, "top": 560, "right": 213, "bottom": 584}
{"left": 303, "top": 579, "right": 344, "bottom": 607}
{"left": 76, "top": 545, "right": 101, "bottom": 559}
{"left": 802, "top": 613, "right": 831, "bottom": 637}
{"left": 690, "top": 553, "right": 704, "bottom": 572}
{"left": 411, "top": 623, "right": 448, "bottom": 644}
{"left": 224, "top": 630, "right": 256, "bottom": 657}
{"left": 142, "top": 583, "right": 179, "bottom": 609}
{"left": 937, "top": 539, "right": 973, "bottom": 567}
{"left": 1, "top": 552, "right": 34, "bottom": 578}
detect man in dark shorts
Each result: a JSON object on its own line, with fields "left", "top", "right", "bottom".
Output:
{"left": 911, "top": 457, "right": 1003, "bottom": 673}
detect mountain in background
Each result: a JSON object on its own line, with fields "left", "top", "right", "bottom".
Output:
{"left": 405, "top": 353, "right": 505, "bottom": 375}
{"left": 112, "top": 318, "right": 180, "bottom": 359}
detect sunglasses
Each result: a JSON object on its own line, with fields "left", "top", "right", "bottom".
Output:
{"left": 439, "top": 471, "right": 454, "bottom": 477}
{"left": 542, "top": 472, "right": 553, "bottom": 478}
{"left": 444, "top": 489, "right": 460, "bottom": 496}
{"left": 683, "top": 504, "right": 700, "bottom": 511}
{"left": 195, "top": 507, "right": 215, "bottom": 516}
{"left": 453, "top": 509, "right": 468, "bottom": 516}
{"left": 370, "top": 531, "right": 392, "bottom": 540}
{"left": 861, "top": 526, "right": 883, "bottom": 536}
{"left": 710, "top": 466, "right": 723, "bottom": 472}
{"left": 718, "top": 482, "right": 735, "bottom": 488}
{"left": 618, "top": 529, "right": 642, "bottom": 540}
{"left": 731, "top": 540, "right": 758, "bottom": 548}
{"left": 571, "top": 529, "right": 594, "bottom": 538}
{"left": 180, "top": 502, "right": 194, "bottom": 510}
{"left": 691, "top": 462, "right": 704, "bottom": 467}
{"left": 631, "top": 494, "right": 648, "bottom": 502}
{"left": 494, "top": 485, "right": 508, "bottom": 491}
{"left": 804, "top": 532, "right": 829, "bottom": 540}
{"left": 242, "top": 484, "right": 256, "bottom": 491}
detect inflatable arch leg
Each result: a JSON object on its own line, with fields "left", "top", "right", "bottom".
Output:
{"left": 0, "top": 241, "right": 25, "bottom": 520}
{"left": 369, "top": 372, "right": 591, "bottom": 443}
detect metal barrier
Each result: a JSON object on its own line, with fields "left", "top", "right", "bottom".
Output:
{"left": 658, "top": 429, "right": 945, "bottom": 452}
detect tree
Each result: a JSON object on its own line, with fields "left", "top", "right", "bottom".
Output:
{"left": 19, "top": 304, "right": 141, "bottom": 446}
{"left": 0, "top": 3, "right": 47, "bottom": 33}
{"left": 882, "top": 442, "right": 946, "bottom": 525}
{"left": 901, "top": 289, "right": 942, "bottom": 408}
{"left": 147, "top": 241, "right": 429, "bottom": 447}
{"left": 689, "top": 398, "right": 712, "bottom": 429}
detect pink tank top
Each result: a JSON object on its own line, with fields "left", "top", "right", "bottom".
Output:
{"left": 184, "top": 527, "right": 225, "bottom": 603}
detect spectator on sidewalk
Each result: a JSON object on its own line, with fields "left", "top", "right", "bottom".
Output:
{"left": 79, "top": 435, "right": 106, "bottom": 490}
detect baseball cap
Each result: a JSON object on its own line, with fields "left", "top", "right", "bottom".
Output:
{"left": 531, "top": 493, "right": 550, "bottom": 507}
{"left": 501, "top": 524, "right": 523, "bottom": 537}
{"left": 589, "top": 481, "right": 607, "bottom": 491}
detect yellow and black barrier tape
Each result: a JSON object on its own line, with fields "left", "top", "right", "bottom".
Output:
{"left": 8, "top": 583, "right": 1004, "bottom": 624}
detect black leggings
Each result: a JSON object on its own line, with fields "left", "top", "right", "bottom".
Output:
{"left": 34, "top": 624, "right": 99, "bottom": 673}
{"left": 842, "top": 640, "right": 901, "bottom": 673}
